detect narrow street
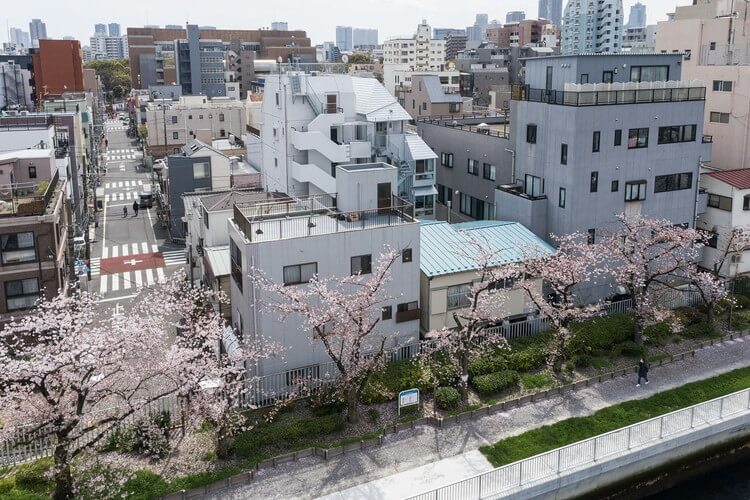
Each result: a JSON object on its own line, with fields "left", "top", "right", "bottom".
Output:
{"left": 85, "top": 118, "right": 185, "bottom": 308}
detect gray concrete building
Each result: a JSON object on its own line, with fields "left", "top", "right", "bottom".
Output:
{"left": 498, "top": 53, "right": 710, "bottom": 244}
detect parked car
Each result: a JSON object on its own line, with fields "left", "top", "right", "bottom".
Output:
{"left": 138, "top": 185, "right": 153, "bottom": 209}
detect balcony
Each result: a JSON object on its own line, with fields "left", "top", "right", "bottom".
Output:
{"left": 290, "top": 129, "right": 351, "bottom": 163}
{"left": 0, "top": 169, "right": 60, "bottom": 217}
{"left": 512, "top": 83, "right": 706, "bottom": 107}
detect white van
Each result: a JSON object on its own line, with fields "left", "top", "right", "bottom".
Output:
{"left": 138, "top": 184, "right": 153, "bottom": 209}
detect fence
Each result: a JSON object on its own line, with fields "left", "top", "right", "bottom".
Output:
{"left": 405, "top": 387, "right": 750, "bottom": 500}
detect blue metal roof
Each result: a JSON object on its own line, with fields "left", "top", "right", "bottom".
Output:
{"left": 419, "top": 221, "right": 554, "bottom": 278}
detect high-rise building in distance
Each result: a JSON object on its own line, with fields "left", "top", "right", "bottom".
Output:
{"left": 353, "top": 28, "right": 378, "bottom": 48}
{"left": 94, "top": 24, "right": 107, "bottom": 35}
{"left": 562, "top": 0, "right": 623, "bottom": 54}
{"left": 29, "top": 19, "right": 47, "bottom": 48}
{"left": 335, "top": 26, "right": 353, "bottom": 51}
{"left": 9, "top": 28, "right": 31, "bottom": 51}
{"left": 108, "top": 23, "right": 121, "bottom": 37}
{"left": 271, "top": 21, "right": 288, "bottom": 31}
{"left": 627, "top": 2, "right": 647, "bottom": 28}
{"left": 506, "top": 11, "right": 527, "bottom": 23}
{"left": 538, "top": 0, "right": 563, "bottom": 26}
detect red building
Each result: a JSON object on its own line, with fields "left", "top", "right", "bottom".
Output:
{"left": 31, "top": 39, "right": 84, "bottom": 98}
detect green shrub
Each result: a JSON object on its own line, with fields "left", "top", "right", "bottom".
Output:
{"left": 644, "top": 322, "right": 673, "bottom": 343}
{"left": 573, "top": 354, "right": 592, "bottom": 368}
{"left": 568, "top": 313, "right": 634, "bottom": 355}
{"left": 13, "top": 458, "right": 53, "bottom": 494}
{"left": 472, "top": 370, "right": 520, "bottom": 396}
{"left": 591, "top": 357, "right": 611, "bottom": 369}
{"left": 309, "top": 388, "right": 346, "bottom": 416}
{"left": 0, "top": 476, "right": 14, "bottom": 494}
{"left": 121, "top": 470, "right": 170, "bottom": 500}
{"left": 616, "top": 340, "right": 646, "bottom": 358}
{"left": 731, "top": 294, "right": 750, "bottom": 311}
{"left": 366, "top": 408, "right": 380, "bottom": 424}
{"left": 468, "top": 353, "right": 508, "bottom": 379}
{"left": 506, "top": 348, "right": 546, "bottom": 372}
{"left": 435, "top": 387, "right": 461, "bottom": 410}
{"left": 361, "top": 360, "right": 430, "bottom": 404}
{"left": 674, "top": 307, "right": 705, "bottom": 326}
{"left": 520, "top": 372, "right": 553, "bottom": 390}
{"left": 682, "top": 320, "right": 719, "bottom": 339}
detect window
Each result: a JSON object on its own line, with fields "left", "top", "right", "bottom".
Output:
{"left": 171, "top": 131, "right": 179, "bottom": 140}
{"left": 188, "top": 114, "right": 193, "bottom": 120}
{"left": 5, "top": 278, "right": 39, "bottom": 311}
{"left": 624, "top": 181, "right": 647, "bottom": 201}
{"left": 230, "top": 240, "right": 243, "bottom": 291}
{"left": 218, "top": 113, "right": 225, "bottom": 122}
{"left": 654, "top": 173, "right": 693, "bottom": 193}
{"left": 396, "top": 301, "right": 419, "bottom": 323}
{"left": 524, "top": 174, "right": 544, "bottom": 197}
{"left": 459, "top": 193, "right": 491, "bottom": 220}
{"left": 275, "top": 92, "right": 280, "bottom": 106}
{"left": 26, "top": 165, "right": 38, "bottom": 179}
{"left": 710, "top": 112, "right": 730, "bottom": 124}
{"left": 447, "top": 284, "right": 471, "bottom": 310}
{"left": 658, "top": 125, "right": 696, "bottom": 144}
{"left": 483, "top": 163, "right": 496, "bottom": 181}
{"left": 630, "top": 65, "right": 668, "bottom": 82}
{"left": 588, "top": 171, "right": 598, "bottom": 193}
{"left": 422, "top": 102, "right": 427, "bottom": 111}
{"left": 602, "top": 70, "right": 613, "bottom": 83}
{"left": 402, "top": 248, "right": 413, "bottom": 263}
{"left": 707, "top": 232, "right": 719, "bottom": 248}
{"left": 713, "top": 80, "right": 733, "bottom": 92}
{"left": 351, "top": 254, "right": 372, "bottom": 275}
{"left": 587, "top": 228, "right": 596, "bottom": 244}
{"left": 170, "top": 116, "right": 177, "bottom": 124}
{"left": 1, "top": 232, "right": 35, "bottom": 265}
{"left": 628, "top": 128, "right": 649, "bottom": 149}
{"left": 592, "top": 131, "right": 600, "bottom": 152}
{"left": 559, "top": 187, "right": 566, "bottom": 208}
{"left": 545, "top": 66, "right": 553, "bottom": 90}
{"left": 580, "top": 73, "right": 589, "bottom": 84}
{"left": 192, "top": 162, "right": 210, "bottom": 179}
{"left": 614, "top": 129, "right": 622, "bottom": 146}
{"left": 467, "top": 159, "right": 479, "bottom": 176}
{"left": 440, "top": 152, "right": 454, "bottom": 167}
{"left": 709, "top": 41, "right": 717, "bottom": 50}
{"left": 526, "top": 124, "right": 537, "bottom": 144}
{"left": 611, "top": 180, "right": 619, "bottom": 192}
{"left": 707, "top": 193, "right": 732, "bottom": 211}
{"left": 449, "top": 103, "right": 460, "bottom": 113}
{"left": 560, "top": 144, "right": 568, "bottom": 165}
{"left": 283, "top": 262, "right": 318, "bottom": 285}
{"left": 382, "top": 305, "right": 393, "bottom": 320}
{"left": 437, "top": 184, "right": 453, "bottom": 205}
{"left": 744, "top": 195, "right": 750, "bottom": 211}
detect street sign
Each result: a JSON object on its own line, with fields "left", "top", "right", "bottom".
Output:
{"left": 398, "top": 388, "right": 420, "bottom": 415}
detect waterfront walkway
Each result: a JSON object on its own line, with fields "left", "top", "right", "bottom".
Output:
{"left": 217, "top": 337, "right": 750, "bottom": 499}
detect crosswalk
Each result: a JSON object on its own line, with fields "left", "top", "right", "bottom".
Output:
{"left": 105, "top": 149, "right": 141, "bottom": 161}
{"left": 90, "top": 243, "right": 185, "bottom": 294}
{"left": 104, "top": 191, "right": 141, "bottom": 202}
{"left": 105, "top": 180, "right": 143, "bottom": 189}
{"left": 98, "top": 267, "right": 167, "bottom": 294}
{"left": 162, "top": 249, "right": 186, "bottom": 266}
{"left": 107, "top": 126, "right": 128, "bottom": 131}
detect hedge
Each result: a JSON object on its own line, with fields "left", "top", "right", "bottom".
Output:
{"left": 472, "top": 370, "right": 520, "bottom": 396}
{"left": 435, "top": 387, "right": 461, "bottom": 410}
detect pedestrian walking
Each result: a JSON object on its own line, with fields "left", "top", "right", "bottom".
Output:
{"left": 132, "top": 201, "right": 139, "bottom": 216}
{"left": 637, "top": 358, "right": 649, "bottom": 387}
{"left": 123, "top": 206, "right": 128, "bottom": 218}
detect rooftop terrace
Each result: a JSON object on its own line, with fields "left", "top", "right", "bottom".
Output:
{"left": 512, "top": 81, "right": 706, "bottom": 107}
{"left": 417, "top": 111, "right": 510, "bottom": 139}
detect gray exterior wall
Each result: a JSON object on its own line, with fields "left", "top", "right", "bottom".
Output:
{"left": 167, "top": 155, "right": 213, "bottom": 238}
{"left": 500, "top": 97, "right": 710, "bottom": 241}
{"left": 187, "top": 24, "right": 202, "bottom": 95}
{"left": 524, "top": 54, "right": 683, "bottom": 89}
{"left": 139, "top": 54, "right": 159, "bottom": 89}
{"left": 418, "top": 120, "right": 512, "bottom": 221}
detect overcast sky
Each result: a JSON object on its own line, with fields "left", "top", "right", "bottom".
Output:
{"left": 5, "top": 0, "right": 684, "bottom": 46}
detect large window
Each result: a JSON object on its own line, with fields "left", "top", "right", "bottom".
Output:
{"left": 230, "top": 240, "right": 243, "bottom": 291}
{"left": 283, "top": 262, "right": 318, "bottom": 285}
{"left": 628, "top": 128, "right": 649, "bottom": 149}
{"left": 459, "top": 193, "right": 491, "bottom": 220}
{"left": 630, "top": 65, "right": 669, "bottom": 82}
{"left": 560, "top": 144, "right": 568, "bottom": 165}
{"left": 351, "top": 254, "right": 372, "bottom": 275}
{"left": 524, "top": 174, "right": 544, "bottom": 197}
{"left": 658, "top": 125, "right": 696, "bottom": 144}
{"left": 713, "top": 80, "right": 733, "bottom": 92}
{"left": 5, "top": 278, "right": 39, "bottom": 311}
{"left": 483, "top": 163, "right": 496, "bottom": 181}
{"left": 710, "top": 112, "right": 730, "bottom": 124}
{"left": 28, "top": 166, "right": 37, "bottom": 179}
{"left": 654, "top": 173, "right": 693, "bottom": 193}
{"left": 707, "top": 193, "right": 732, "bottom": 211}
{"left": 193, "top": 162, "right": 210, "bottom": 179}
{"left": 440, "top": 152, "right": 453, "bottom": 168}
{"left": 467, "top": 159, "right": 479, "bottom": 176}
{"left": 624, "top": 181, "right": 647, "bottom": 201}
{"left": 437, "top": 184, "right": 453, "bottom": 205}
{"left": 447, "top": 283, "right": 472, "bottom": 310}
{"left": 526, "top": 124, "right": 537, "bottom": 144}
{"left": 592, "top": 131, "right": 601, "bottom": 152}
{"left": 1, "top": 232, "right": 35, "bottom": 265}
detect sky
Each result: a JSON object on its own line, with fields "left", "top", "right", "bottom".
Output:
{"left": 4, "top": 0, "right": 685, "bottom": 46}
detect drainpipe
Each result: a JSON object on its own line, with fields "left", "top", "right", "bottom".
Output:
{"left": 505, "top": 148, "right": 516, "bottom": 183}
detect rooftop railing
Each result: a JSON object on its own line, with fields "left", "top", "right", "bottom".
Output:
{"left": 277, "top": 63, "right": 348, "bottom": 74}
{"left": 0, "top": 169, "right": 60, "bottom": 217}
{"left": 512, "top": 82, "right": 706, "bottom": 106}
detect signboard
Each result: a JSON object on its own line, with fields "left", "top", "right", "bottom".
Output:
{"left": 398, "top": 388, "right": 420, "bottom": 415}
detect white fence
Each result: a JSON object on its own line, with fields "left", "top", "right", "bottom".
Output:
{"left": 405, "top": 387, "right": 750, "bottom": 500}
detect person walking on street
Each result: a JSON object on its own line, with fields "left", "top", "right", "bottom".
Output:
{"left": 132, "top": 200, "right": 139, "bottom": 217}
{"left": 637, "top": 358, "right": 649, "bottom": 387}
{"left": 123, "top": 206, "right": 128, "bottom": 218}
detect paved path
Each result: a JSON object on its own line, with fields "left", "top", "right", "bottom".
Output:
{"left": 216, "top": 337, "right": 750, "bottom": 500}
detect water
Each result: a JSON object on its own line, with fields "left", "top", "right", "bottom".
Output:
{"left": 647, "top": 458, "right": 750, "bottom": 499}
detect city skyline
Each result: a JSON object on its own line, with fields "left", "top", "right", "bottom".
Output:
{"left": 4, "top": 0, "right": 666, "bottom": 47}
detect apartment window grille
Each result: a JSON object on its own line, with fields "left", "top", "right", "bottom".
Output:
{"left": 707, "top": 193, "right": 732, "bottom": 211}
{"left": 710, "top": 112, "right": 730, "bottom": 124}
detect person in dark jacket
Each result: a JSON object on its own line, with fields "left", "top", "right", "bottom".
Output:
{"left": 637, "top": 358, "right": 649, "bottom": 387}
{"left": 132, "top": 200, "right": 139, "bottom": 216}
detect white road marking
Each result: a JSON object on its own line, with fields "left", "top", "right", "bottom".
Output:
{"left": 111, "top": 275, "right": 120, "bottom": 292}
{"left": 131, "top": 243, "right": 139, "bottom": 254}
{"left": 103, "top": 246, "right": 109, "bottom": 259}
{"left": 156, "top": 268, "right": 166, "bottom": 283}
{"left": 152, "top": 243, "right": 158, "bottom": 253}
{"left": 121, "top": 244, "right": 129, "bottom": 256}
{"left": 135, "top": 270, "right": 143, "bottom": 288}
{"left": 112, "top": 246, "right": 119, "bottom": 258}
{"left": 145, "top": 268, "right": 155, "bottom": 286}
{"left": 141, "top": 242, "right": 149, "bottom": 253}
{"left": 122, "top": 272, "right": 132, "bottom": 290}
{"left": 99, "top": 275, "right": 107, "bottom": 294}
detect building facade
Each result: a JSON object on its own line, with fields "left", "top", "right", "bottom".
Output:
{"left": 353, "top": 28, "right": 378, "bottom": 49}
{"left": 0, "top": 61, "right": 34, "bottom": 110}
{"left": 656, "top": 0, "right": 750, "bottom": 171}
{"left": 31, "top": 40, "right": 85, "bottom": 96}
{"left": 539, "top": 0, "right": 563, "bottom": 27}
{"left": 626, "top": 2, "right": 647, "bottom": 28}
{"left": 29, "top": 19, "right": 47, "bottom": 48}
{"left": 335, "top": 26, "right": 353, "bottom": 52}
{"left": 396, "top": 74, "right": 465, "bottom": 120}
{"left": 382, "top": 20, "right": 446, "bottom": 71}
{"left": 506, "top": 11, "right": 527, "bottom": 23}
{"left": 228, "top": 163, "right": 421, "bottom": 377}
{"left": 561, "top": 0, "right": 624, "bottom": 54}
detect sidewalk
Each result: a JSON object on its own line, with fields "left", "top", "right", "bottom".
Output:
{"left": 216, "top": 337, "right": 750, "bottom": 500}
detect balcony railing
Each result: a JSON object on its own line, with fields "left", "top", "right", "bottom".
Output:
{"left": 0, "top": 169, "right": 60, "bottom": 217}
{"left": 512, "top": 83, "right": 706, "bottom": 107}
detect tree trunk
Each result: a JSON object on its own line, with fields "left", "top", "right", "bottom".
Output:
{"left": 706, "top": 302, "right": 715, "bottom": 327}
{"left": 215, "top": 431, "right": 233, "bottom": 460}
{"left": 346, "top": 387, "right": 359, "bottom": 424}
{"left": 52, "top": 444, "right": 73, "bottom": 500}
{"left": 633, "top": 317, "right": 644, "bottom": 345}
{"left": 459, "top": 351, "right": 469, "bottom": 403}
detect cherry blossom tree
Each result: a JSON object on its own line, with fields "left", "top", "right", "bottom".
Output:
{"left": 601, "top": 213, "right": 704, "bottom": 345}
{"left": 253, "top": 248, "right": 405, "bottom": 424}
{"left": 0, "top": 271, "right": 259, "bottom": 500}
{"left": 422, "top": 238, "right": 522, "bottom": 403}
{"left": 705, "top": 227, "right": 750, "bottom": 278}
{"left": 515, "top": 233, "right": 609, "bottom": 374}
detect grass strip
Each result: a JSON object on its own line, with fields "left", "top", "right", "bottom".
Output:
{"left": 480, "top": 366, "right": 750, "bottom": 467}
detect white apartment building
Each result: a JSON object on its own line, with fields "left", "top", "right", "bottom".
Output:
{"left": 383, "top": 20, "right": 446, "bottom": 70}
{"left": 656, "top": 0, "right": 750, "bottom": 171}
{"left": 698, "top": 169, "right": 750, "bottom": 277}
{"left": 383, "top": 66, "right": 461, "bottom": 96}
{"left": 228, "top": 163, "right": 421, "bottom": 377}
{"left": 139, "top": 95, "right": 248, "bottom": 157}
{"left": 561, "top": 0, "right": 624, "bottom": 54}
{"left": 252, "top": 72, "right": 438, "bottom": 218}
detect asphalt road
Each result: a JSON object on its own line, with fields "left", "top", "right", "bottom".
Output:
{"left": 82, "top": 118, "right": 185, "bottom": 314}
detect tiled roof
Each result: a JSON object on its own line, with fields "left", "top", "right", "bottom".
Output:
{"left": 419, "top": 220, "right": 554, "bottom": 277}
{"left": 705, "top": 169, "right": 750, "bottom": 190}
